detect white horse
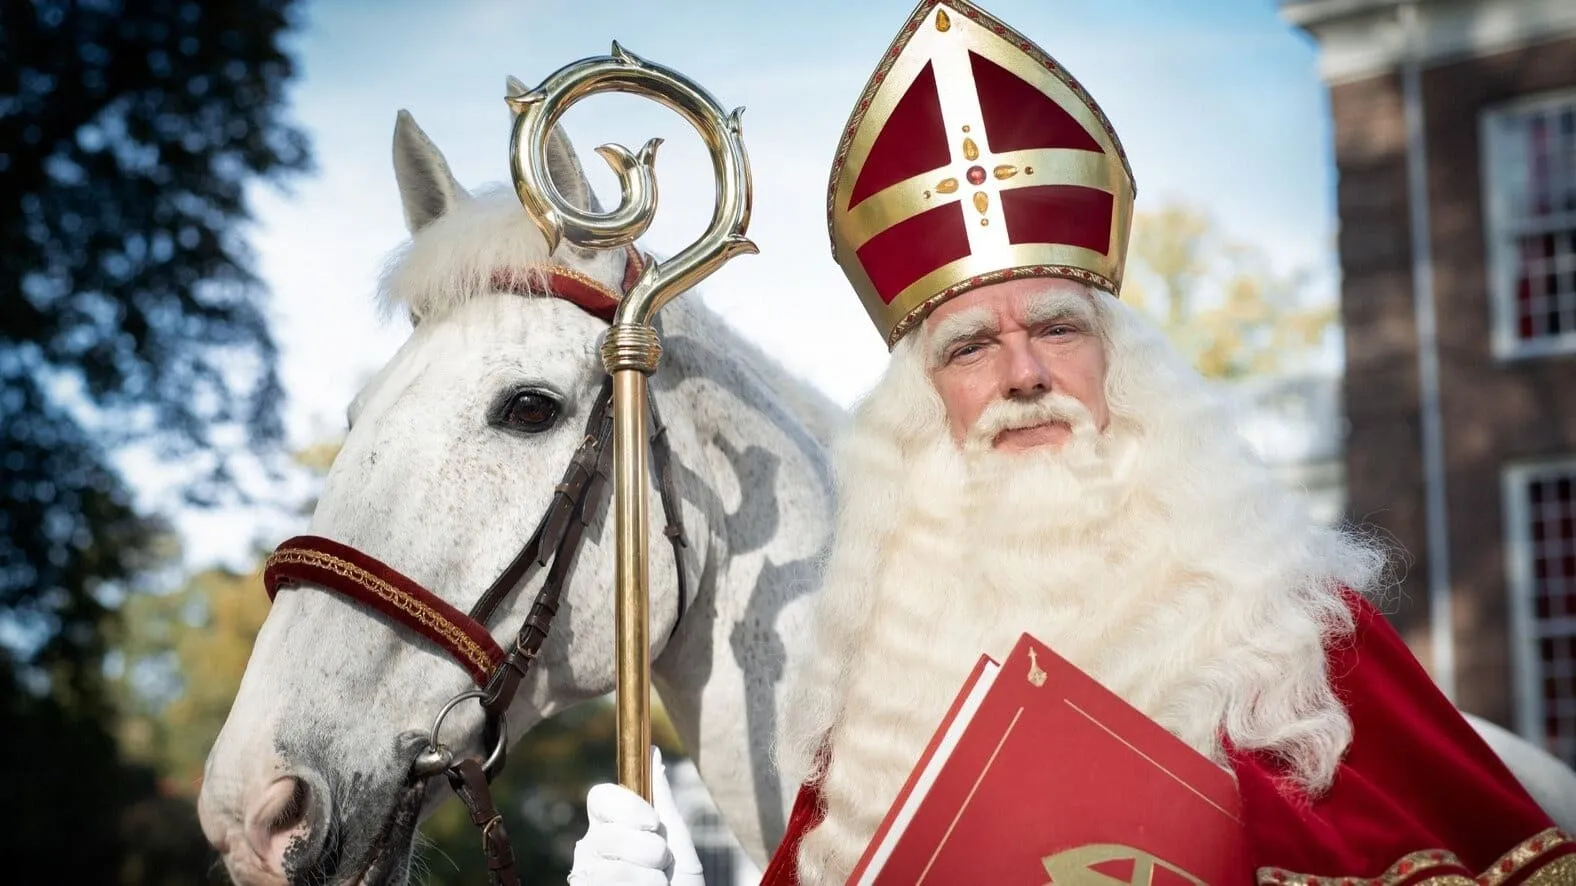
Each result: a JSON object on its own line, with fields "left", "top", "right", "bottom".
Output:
{"left": 197, "top": 108, "right": 1576, "bottom": 886}
{"left": 197, "top": 107, "right": 840, "bottom": 884}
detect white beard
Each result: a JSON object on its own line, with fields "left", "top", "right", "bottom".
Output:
{"left": 777, "top": 293, "right": 1387, "bottom": 886}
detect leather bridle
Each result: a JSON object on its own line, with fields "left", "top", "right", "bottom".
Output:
{"left": 260, "top": 251, "right": 691, "bottom": 885}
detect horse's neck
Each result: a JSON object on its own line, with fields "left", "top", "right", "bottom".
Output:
{"left": 650, "top": 299, "right": 839, "bottom": 866}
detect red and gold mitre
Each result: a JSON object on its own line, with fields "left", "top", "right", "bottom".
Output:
{"left": 828, "top": 0, "right": 1137, "bottom": 347}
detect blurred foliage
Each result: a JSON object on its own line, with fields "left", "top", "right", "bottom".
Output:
{"left": 2, "top": 639, "right": 217, "bottom": 883}
{"left": 0, "top": 0, "right": 309, "bottom": 683}
{"left": 113, "top": 562, "right": 271, "bottom": 794}
{"left": 414, "top": 697, "right": 685, "bottom": 884}
{"left": 1124, "top": 203, "right": 1336, "bottom": 379}
{"left": 1, "top": 645, "right": 124, "bottom": 879}
{"left": 0, "top": 0, "right": 309, "bottom": 879}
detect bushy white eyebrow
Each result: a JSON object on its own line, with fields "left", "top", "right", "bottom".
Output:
{"left": 925, "top": 288, "right": 1097, "bottom": 367}
{"left": 1024, "top": 289, "right": 1097, "bottom": 329}
{"left": 927, "top": 306, "right": 996, "bottom": 367}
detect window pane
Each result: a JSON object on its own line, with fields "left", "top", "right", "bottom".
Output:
{"left": 1523, "top": 467, "right": 1576, "bottom": 765}
{"left": 1491, "top": 94, "right": 1576, "bottom": 348}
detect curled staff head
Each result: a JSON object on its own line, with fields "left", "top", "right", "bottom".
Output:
{"left": 506, "top": 43, "right": 757, "bottom": 329}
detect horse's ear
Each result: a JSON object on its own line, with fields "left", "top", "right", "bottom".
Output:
{"left": 503, "top": 78, "right": 625, "bottom": 281}
{"left": 503, "top": 76, "right": 602, "bottom": 214}
{"left": 548, "top": 127, "right": 605, "bottom": 213}
{"left": 392, "top": 109, "right": 470, "bottom": 235}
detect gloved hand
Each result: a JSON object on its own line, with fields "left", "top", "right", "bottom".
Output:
{"left": 568, "top": 746, "right": 705, "bottom": 886}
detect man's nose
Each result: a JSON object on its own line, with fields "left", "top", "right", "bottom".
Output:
{"left": 1000, "top": 339, "right": 1050, "bottom": 398}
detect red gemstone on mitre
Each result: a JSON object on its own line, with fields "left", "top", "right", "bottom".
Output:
{"left": 966, "top": 165, "right": 986, "bottom": 185}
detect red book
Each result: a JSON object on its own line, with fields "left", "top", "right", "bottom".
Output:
{"left": 847, "top": 633, "right": 1254, "bottom": 885}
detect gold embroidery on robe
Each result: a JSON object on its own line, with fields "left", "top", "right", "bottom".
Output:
{"left": 1254, "top": 828, "right": 1574, "bottom": 885}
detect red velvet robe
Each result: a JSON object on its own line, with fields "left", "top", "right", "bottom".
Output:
{"left": 759, "top": 593, "right": 1575, "bottom": 885}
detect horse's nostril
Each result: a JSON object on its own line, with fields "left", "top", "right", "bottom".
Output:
{"left": 244, "top": 775, "right": 322, "bottom": 872}
{"left": 273, "top": 778, "right": 309, "bottom": 832}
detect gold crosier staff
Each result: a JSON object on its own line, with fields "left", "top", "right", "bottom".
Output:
{"left": 507, "top": 43, "right": 756, "bottom": 801}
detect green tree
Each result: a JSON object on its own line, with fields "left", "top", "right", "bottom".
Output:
{"left": 114, "top": 562, "right": 271, "bottom": 792}
{"left": 0, "top": 0, "right": 310, "bottom": 689}
{"left": 1124, "top": 203, "right": 1335, "bottom": 379}
{"left": 0, "top": 0, "right": 310, "bottom": 877}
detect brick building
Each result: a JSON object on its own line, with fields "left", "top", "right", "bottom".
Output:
{"left": 1283, "top": 0, "right": 1576, "bottom": 764}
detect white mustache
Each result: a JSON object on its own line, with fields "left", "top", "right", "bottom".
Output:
{"left": 967, "top": 393, "right": 1095, "bottom": 447}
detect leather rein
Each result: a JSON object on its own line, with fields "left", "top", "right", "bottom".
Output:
{"left": 260, "top": 253, "right": 691, "bottom": 886}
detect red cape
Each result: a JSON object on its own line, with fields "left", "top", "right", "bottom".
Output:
{"left": 760, "top": 592, "right": 1574, "bottom": 885}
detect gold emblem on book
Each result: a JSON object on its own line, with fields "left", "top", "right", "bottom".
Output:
{"left": 1040, "top": 843, "right": 1207, "bottom": 885}
{"left": 1027, "top": 648, "right": 1047, "bottom": 687}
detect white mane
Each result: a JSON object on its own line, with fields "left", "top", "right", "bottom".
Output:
{"left": 377, "top": 184, "right": 576, "bottom": 323}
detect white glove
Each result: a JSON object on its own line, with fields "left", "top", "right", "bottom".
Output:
{"left": 569, "top": 746, "right": 705, "bottom": 886}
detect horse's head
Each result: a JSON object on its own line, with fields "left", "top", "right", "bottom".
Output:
{"left": 197, "top": 107, "right": 686, "bottom": 885}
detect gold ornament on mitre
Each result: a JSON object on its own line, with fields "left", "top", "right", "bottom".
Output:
{"left": 827, "top": 0, "right": 1137, "bottom": 347}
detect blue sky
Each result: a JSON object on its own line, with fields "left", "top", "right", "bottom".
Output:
{"left": 171, "top": 0, "right": 1338, "bottom": 566}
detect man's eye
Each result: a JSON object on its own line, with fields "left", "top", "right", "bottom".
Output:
{"left": 950, "top": 343, "right": 983, "bottom": 361}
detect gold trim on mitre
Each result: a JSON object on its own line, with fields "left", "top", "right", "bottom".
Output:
{"left": 827, "top": 0, "right": 1137, "bottom": 348}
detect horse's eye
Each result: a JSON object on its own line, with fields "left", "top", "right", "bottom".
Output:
{"left": 495, "top": 389, "right": 561, "bottom": 433}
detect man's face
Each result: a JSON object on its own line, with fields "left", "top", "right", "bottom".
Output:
{"left": 922, "top": 277, "right": 1109, "bottom": 452}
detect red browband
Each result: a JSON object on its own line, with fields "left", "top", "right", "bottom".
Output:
{"left": 488, "top": 247, "right": 645, "bottom": 323}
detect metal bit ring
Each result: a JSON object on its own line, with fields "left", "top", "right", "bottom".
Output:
{"left": 411, "top": 689, "right": 508, "bottom": 778}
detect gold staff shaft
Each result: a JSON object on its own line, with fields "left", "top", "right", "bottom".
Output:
{"left": 608, "top": 360, "right": 655, "bottom": 797}
{"left": 612, "top": 368, "right": 651, "bottom": 795}
{"left": 600, "top": 317, "right": 665, "bottom": 801}
{"left": 510, "top": 41, "right": 756, "bottom": 803}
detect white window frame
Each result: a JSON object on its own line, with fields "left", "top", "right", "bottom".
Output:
{"left": 1502, "top": 456, "right": 1576, "bottom": 754}
{"left": 1480, "top": 87, "right": 1576, "bottom": 361}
